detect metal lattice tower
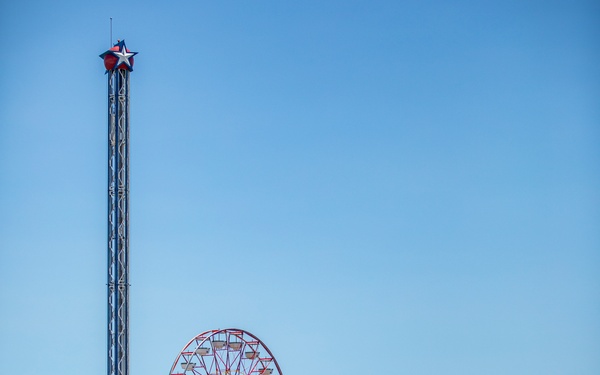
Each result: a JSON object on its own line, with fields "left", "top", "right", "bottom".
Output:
{"left": 100, "top": 40, "right": 137, "bottom": 375}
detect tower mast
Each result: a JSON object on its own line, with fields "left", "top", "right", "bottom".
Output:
{"left": 100, "top": 40, "right": 138, "bottom": 375}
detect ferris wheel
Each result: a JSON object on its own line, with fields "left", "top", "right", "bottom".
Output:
{"left": 168, "top": 328, "right": 283, "bottom": 375}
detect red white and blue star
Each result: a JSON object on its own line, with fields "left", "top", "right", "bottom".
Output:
{"left": 100, "top": 40, "right": 138, "bottom": 72}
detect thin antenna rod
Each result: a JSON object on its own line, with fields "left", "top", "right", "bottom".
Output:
{"left": 110, "top": 18, "right": 113, "bottom": 46}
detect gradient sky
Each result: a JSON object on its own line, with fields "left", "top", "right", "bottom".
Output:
{"left": 0, "top": 1, "right": 598, "bottom": 374}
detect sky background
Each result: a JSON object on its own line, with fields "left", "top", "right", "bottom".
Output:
{"left": 0, "top": 1, "right": 599, "bottom": 374}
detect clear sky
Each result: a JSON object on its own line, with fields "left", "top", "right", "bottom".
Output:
{"left": 0, "top": 1, "right": 598, "bottom": 374}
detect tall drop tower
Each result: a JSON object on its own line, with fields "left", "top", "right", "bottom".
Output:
{"left": 100, "top": 40, "right": 138, "bottom": 375}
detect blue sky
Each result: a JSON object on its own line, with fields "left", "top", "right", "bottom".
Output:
{"left": 0, "top": 1, "right": 598, "bottom": 374}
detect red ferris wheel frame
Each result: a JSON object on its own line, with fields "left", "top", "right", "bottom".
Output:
{"left": 169, "top": 328, "right": 283, "bottom": 375}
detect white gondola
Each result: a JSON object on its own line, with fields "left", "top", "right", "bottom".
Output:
{"left": 261, "top": 369, "right": 273, "bottom": 375}
{"left": 229, "top": 342, "right": 243, "bottom": 350}
{"left": 195, "top": 347, "right": 210, "bottom": 355}
{"left": 181, "top": 362, "right": 196, "bottom": 371}
{"left": 245, "top": 351, "right": 259, "bottom": 359}
{"left": 212, "top": 340, "right": 226, "bottom": 349}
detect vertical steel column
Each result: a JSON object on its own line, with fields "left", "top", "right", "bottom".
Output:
{"left": 107, "top": 68, "right": 130, "bottom": 375}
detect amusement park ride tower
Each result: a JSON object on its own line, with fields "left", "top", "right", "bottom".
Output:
{"left": 100, "top": 40, "right": 137, "bottom": 375}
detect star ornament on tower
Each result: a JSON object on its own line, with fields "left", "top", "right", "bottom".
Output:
{"left": 100, "top": 40, "right": 138, "bottom": 72}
